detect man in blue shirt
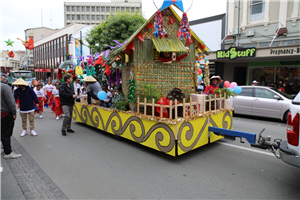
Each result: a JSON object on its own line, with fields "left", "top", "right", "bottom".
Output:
{"left": 13, "top": 78, "right": 39, "bottom": 137}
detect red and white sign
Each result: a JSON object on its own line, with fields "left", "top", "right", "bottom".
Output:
{"left": 34, "top": 68, "right": 51, "bottom": 72}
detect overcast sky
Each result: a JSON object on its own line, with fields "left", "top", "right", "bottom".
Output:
{"left": 1, "top": 0, "right": 227, "bottom": 51}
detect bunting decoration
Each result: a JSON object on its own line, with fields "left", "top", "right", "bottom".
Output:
{"left": 154, "top": 10, "right": 168, "bottom": 39}
{"left": 177, "top": 12, "right": 191, "bottom": 40}
{"left": 6, "top": 51, "right": 15, "bottom": 58}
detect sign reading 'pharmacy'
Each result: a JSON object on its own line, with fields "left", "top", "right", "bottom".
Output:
{"left": 217, "top": 47, "right": 256, "bottom": 60}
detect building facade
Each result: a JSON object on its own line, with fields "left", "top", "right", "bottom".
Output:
{"left": 0, "top": 51, "right": 27, "bottom": 72}
{"left": 207, "top": 0, "right": 300, "bottom": 94}
{"left": 24, "top": 27, "right": 57, "bottom": 71}
{"left": 64, "top": 0, "right": 142, "bottom": 26}
{"left": 33, "top": 24, "right": 87, "bottom": 80}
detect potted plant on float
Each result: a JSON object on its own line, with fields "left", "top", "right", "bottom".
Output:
{"left": 212, "top": 88, "right": 236, "bottom": 110}
{"left": 140, "top": 84, "right": 161, "bottom": 115}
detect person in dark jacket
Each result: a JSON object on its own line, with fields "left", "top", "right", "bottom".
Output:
{"left": 13, "top": 78, "right": 39, "bottom": 137}
{"left": 1, "top": 82, "right": 22, "bottom": 159}
{"left": 284, "top": 80, "right": 292, "bottom": 94}
{"left": 59, "top": 74, "right": 77, "bottom": 136}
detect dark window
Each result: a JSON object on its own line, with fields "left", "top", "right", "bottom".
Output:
{"left": 102, "top": 7, "right": 105, "bottom": 12}
{"left": 77, "top": 6, "right": 80, "bottom": 12}
{"left": 97, "top": 6, "right": 100, "bottom": 12}
{"left": 92, "top": 15, "right": 95, "bottom": 20}
{"left": 72, "top": 14, "right": 75, "bottom": 20}
{"left": 82, "top": 15, "right": 85, "bottom": 20}
{"left": 72, "top": 6, "right": 75, "bottom": 12}
{"left": 82, "top": 6, "right": 85, "bottom": 12}
{"left": 97, "top": 15, "right": 100, "bottom": 20}
{"left": 111, "top": 7, "right": 115, "bottom": 12}
{"left": 106, "top": 7, "right": 110, "bottom": 12}
{"left": 66, "top": 6, "right": 70, "bottom": 11}
{"left": 91, "top": 6, "right": 95, "bottom": 12}
{"left": 77, "top": 15, "right": 80, "bottom": 20}
{"left": 238, "top": 88, "right": 253, "bottom": 97}
{"left": 86, "top": 6, "right": 90, "bottom": 12}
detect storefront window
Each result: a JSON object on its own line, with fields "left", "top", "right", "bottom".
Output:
{"left": 249, "top": 65, "right": 300, "bottom": 94}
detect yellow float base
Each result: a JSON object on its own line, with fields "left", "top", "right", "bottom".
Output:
{"left": 73, "top": 103, "right": 233, "bottom": 157}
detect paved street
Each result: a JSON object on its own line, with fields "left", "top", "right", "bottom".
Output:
{"left": 2, "top": 108, "right": 300, "bottom": 199}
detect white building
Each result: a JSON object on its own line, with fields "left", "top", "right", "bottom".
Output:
{"left": 33, "top": 24, "right": 87, "bottom": 80}
{"left": 64, "top": 0, "right": 142, "bottom": 26}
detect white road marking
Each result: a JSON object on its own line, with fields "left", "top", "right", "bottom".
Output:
{"left": 218, "top": 142, "right": 275, "bottom": 157}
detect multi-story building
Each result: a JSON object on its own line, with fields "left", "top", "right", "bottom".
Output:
{"left": 33, "top": 24, "right": 88, "bottom": 80}
{"left": 24, "top": 27, "right": 57, "bottom": 71}
{"left": 64, "top": 0, "right": 142, "bottom": 26}
{"left": 208, "top": 0, "right": 300, "bottom": 93}
{"left": 0, "top": 51, "right": 27, "bottom": 72}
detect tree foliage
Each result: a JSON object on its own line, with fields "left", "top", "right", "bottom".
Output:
{"left": 86, "top": 12, "right": 147, "bottom": 53}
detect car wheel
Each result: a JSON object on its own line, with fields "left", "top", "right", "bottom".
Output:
{"left": 283, "top": 111, "right": 289, "bottom": 123}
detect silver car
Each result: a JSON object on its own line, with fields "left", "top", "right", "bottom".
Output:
{"left": 232, "top": 86, "right": 294, "bottom": 122}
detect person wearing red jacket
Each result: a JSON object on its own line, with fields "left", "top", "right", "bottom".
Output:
{"left": 204, "top": 76, "right": 222, "bottom": 95}
{"left": 158, "top": 49, "right": 190, "bottom": 63}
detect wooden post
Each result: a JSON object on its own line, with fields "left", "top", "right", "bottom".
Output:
{"left": 152, "top": 98, "right": 155, "bottom": 117}
{"left": 190, "top": 97, "right": 193, "bottom": 117}
{"left": 214, "top": 94, "right": 217, "bottom": 111}
{"left": 209, "top": 95, "right": 211, "bottom": 112}
{"left": 175, "top": 99, "right": 178, "bottom": 120}
{"left": 219, "top": 95, "right": 222, "bottom": 110}
{"left": 137, "top": 96, "right": 140, "bottom": 113}
{"left": 224, "top": 93, "right": 226, "bottom": 109}
{"left": 203, "top": 96, "right": 205, "bottom": 114}
{"left": 160, "top": 104, "right": 163, "bottom": 118}
{"left": 144, "top": 98, "right": 147, "bottom": 115}
{"left": 183, "top": 98, "right": 186, "bottom": 118}
{"left": 169, "top": 100, "right": 173, "bottom": 119}
{"left": 196, "top": 97, "right": 199, "bottom": 115}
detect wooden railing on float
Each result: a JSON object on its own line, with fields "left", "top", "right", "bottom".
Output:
{"left": 137, "top": 94, "right": 227, "bottom": 119}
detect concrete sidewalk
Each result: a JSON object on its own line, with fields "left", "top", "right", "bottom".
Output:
{"left": 1, "top": 155, "right": 26, "bottom": 200}
{"left": 1, "top": 136, "right": 68, "bottom": 200}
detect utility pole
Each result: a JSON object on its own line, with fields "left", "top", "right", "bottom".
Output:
{"left": 80, "top": 31, "right": 83, "bottom": 57}
{"left": 237, "top": 0, "right": 241, "bottom": 47}
{"left": 41, "top": 9, "right": 43, "bottom": 27}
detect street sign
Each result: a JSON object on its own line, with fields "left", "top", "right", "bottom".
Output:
{"left": 34, "top": 69, "right": 51, "bottom": 72}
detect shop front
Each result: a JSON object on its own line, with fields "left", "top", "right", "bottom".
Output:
{"left": 208, "top": 46, "right": 300, "bottom": 94}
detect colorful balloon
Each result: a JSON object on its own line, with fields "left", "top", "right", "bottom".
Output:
{"left": 97, "top": 91, "right": 107, "bottom": 101}
{"left": 228, "top": 88, "right": 233, "bottom": 92}
{"left": 224, "top": 81, "right": 230, "bottom": 88}
{"left": 230, "top": 82, "right": 237, "bottom": 89}
{"left": 198, "top": 75, "right": 202, "bottom": 82}
{"left": 198, "top": 68, "right": 202, "bottom": 75}
{"left": 234, "top": 86, "right": 242, "bottom": 94}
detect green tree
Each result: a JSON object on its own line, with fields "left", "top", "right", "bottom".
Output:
{"left": 87, "top": 12, "right": 147, "bottom": 53}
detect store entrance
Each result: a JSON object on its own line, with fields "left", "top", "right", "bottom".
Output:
{"left": 234, "top": 67, "right": 247, "bottom": 86}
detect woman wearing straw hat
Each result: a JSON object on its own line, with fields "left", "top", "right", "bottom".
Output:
{"left": 204, "top": 76, "right": 222, "bottom": 95}
{"left": 13, "top": 78, "right": 39, "bottom": 137}
{"left": 83, "top": 76, "right": 102, "bottom": 106}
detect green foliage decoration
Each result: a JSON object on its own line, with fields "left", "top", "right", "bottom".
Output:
{"left": 140, "top": 84, "right": 161, "bottom": 103}
{"left": 86, "top": 12, "right": 147, "bottom": 53}
{"left": 116, "top": 100, "right": 129, "bottom": 111}
{"left": 212, "top": 88, "right": 237, "bottom": 99}
{"left": 128, "top": 79, "right": 136, "bottom": 103}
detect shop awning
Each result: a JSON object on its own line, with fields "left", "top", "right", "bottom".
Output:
{"left": 152, "top": 38, "right": 188, "bottom": 53}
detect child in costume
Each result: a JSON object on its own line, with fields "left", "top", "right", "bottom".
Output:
{"left": 34, "top": 84, "right": 45, "bottom": 118}
{"left": 101, "top": 84, "right": 112, "bottom": 108}
{"left": 50, "top": 83, "right": 64, "bottom": 120}
{"left": 44, "top": 80, "right": 55, "bottom": 107}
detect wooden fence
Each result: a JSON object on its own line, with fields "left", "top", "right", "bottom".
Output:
{"left": 137, "top": 94, "right": 227, "bottom": 119}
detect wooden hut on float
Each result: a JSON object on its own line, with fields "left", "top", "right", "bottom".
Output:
{"left": 104, "top": 4, "right": 211, "bottom": 104}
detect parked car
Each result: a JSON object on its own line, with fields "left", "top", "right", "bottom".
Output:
{"left": 232, "top": 86, "right": 294, "bottom": 122}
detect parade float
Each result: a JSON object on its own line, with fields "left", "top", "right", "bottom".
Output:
{"left": 71, "top": 0, "right": 238, "bottom": 157}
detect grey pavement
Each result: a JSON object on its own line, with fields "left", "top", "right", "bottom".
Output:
{"left": 2, "top": 107, "right": 300, "bottom": 199}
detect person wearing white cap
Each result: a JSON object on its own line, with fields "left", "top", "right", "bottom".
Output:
{"left": 204, "top": 76, "right": 222, "bottom": 95}
{"left": 252, "top": 80, "right": 258, "bottom": 86}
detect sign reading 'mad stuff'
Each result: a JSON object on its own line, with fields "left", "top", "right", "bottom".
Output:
{"left": 217, "top": 47, "right": 256, "bottom": 60}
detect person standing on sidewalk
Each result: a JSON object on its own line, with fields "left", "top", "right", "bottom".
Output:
{"left": 1, "top": 82, "right": 22, "bottom": 158}
{"left": 13, "top": 78, "right": 39, "bottom": 137}
{"left": 59, "top": 74, "right": 77, "bottom": 136}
